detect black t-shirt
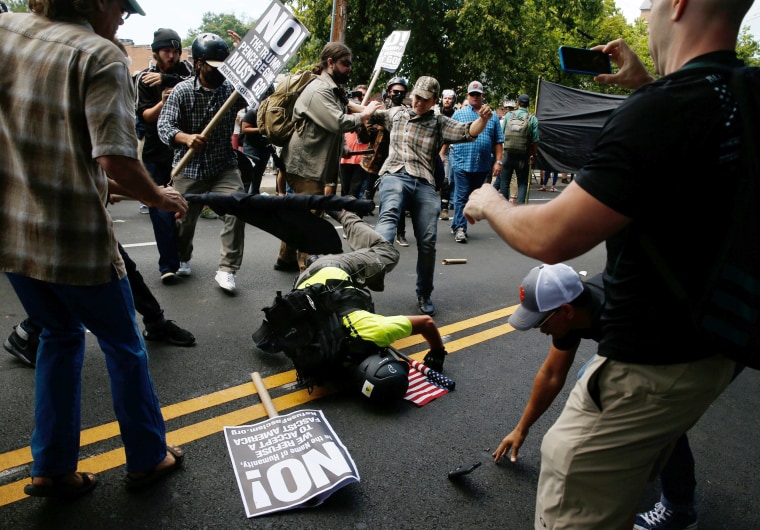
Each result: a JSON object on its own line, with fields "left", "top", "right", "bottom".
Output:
{"left": 575, "top": 51, "right": 744, "bottom": 364}
{"left": 241, "top": 107, "right": 268, "bottom": 150}
{"left": 136, "top": 60, "right": 193, "bottom": 163}
{"left": 553, "top": 274, "right": 605, "bottom": 352}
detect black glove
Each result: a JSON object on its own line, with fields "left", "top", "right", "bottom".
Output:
{"left": 423, "top": 346, "right": 447, "bottom": 373}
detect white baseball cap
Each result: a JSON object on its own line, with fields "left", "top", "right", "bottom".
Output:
{"left": 508, "top": 264, "right": 584, "bottom": 330}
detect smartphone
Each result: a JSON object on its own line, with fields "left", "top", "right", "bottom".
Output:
{"left": 558, "top": 46, "right": 612, "bottom": 76}
{"left": 448, "top": 462, "right": 481, "bottom": 480}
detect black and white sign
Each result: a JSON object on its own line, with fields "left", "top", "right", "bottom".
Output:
{"left": 218, "top": 0, "right": 310, "bottom": 108}
{"left": 224, "top": 410, "right": 360, "bottom": 518}
{"left": 373, "top": 30, "right": 411, "bottom": 73}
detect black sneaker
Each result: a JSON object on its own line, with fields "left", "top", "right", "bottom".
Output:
{"left": 396, "top": 234, "right": 409, "bottom": 247}
{"left": 143, "top": 321, "right": 196, "bottom": 347}
{"left": 633, "top": 502, "right": 698, "bottom": 530}
{"left": 273, "top": 259, "right": 300, "bottom": 272}
{"left": 3, "top": 325, "right": 37, "bottom": 367}
{"left": 160, "top": 271, "right": 178, "bottom": 285}
{"left": 417, "top": 296, "right": 435, "bottom": 316}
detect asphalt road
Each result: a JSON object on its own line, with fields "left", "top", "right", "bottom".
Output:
{"left": 1, "top": 185, "right": 759, "bottom": 529}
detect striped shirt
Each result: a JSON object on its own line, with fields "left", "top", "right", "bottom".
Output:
{"left": 158, "top": 77, "right": 246, "bottom": 179}
{"left": 0, "top": 13, "right": 133, "bottom": 284}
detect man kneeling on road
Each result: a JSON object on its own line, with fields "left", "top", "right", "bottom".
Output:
{"left": 253, "top": 208, "right": 449, "bottom": 403}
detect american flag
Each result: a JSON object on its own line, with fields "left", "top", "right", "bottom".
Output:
{"left": 404, "top": 359, "right": 456, "bottom": 407}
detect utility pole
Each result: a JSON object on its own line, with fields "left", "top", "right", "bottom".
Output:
{"left": 330, "top": 0, "right": 347, "bottom": 42}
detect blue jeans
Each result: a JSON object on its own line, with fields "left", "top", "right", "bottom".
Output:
{"left": 144, "top": 160, "right": 180, "bottom": 275}
{"left": 500, "top": 152, "right": 530, "bottom": 203}
{"left": 451, "top": 167, "right": 489, "bottom": 232}
{"left": 6, "top": 272, "right": 168, "bottom": 475}
{"left": 375, "top": 173, "right": 440, "bottom": 298}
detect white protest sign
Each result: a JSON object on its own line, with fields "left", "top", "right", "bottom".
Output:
{"left": 218, "top": 0, "right": 310, "bottom": 109}
{"left": 224, "top": 409, "right": 360, "bottom": 518}
{"left": 373, "top": 30, "right": 411, "bottom": 73}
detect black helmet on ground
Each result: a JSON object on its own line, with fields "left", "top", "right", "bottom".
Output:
{"left": 353, "top": 352, "right": 409, "bottom": 404}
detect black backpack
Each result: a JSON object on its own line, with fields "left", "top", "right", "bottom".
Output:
{"left": 253, "top": 281, "right": 380, "bottom": 388}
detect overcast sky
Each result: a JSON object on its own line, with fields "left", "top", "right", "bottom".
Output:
{"left": 118, "top": 0, "right": 760, "bottom": 46}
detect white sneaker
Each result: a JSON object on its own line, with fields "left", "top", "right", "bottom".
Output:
{"left": 177, "top": 261, "right": 192, "bottom": 276}
{"left": 215, "top": 270, "right": 237, "bottom": 294}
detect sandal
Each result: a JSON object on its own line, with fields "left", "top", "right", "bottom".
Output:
{"left": 24, "top": 471, "right": 98, "bottom": 500}
{"left": 125, "top": 445, "right": 185, "bottom": 491}
{"left": 537, "top": 186, "right": 547, "bottom": 191}
{"left": 549, "top": 187, "right": 555, "bottom": 192}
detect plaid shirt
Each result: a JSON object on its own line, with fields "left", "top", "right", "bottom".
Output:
{"left": 0, "top": 14, "right": 133, "bottom": 284}
{"left": 449, "top": 107, "right": 504, "bottom": 171}
{"left": 377, "top": 109, "right": 474, "bottom": 186}
{"left": 158, "top": 77, "right": 246, "bottom": 179}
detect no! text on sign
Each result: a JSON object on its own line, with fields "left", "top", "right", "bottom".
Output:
{"left": 224, "top": 409, "right": 360, "bottom": 518}
{"left": 218, "top": 0, "right": 310, "bottom": 109}
{"left": 373, "top": 30, "right": 411, "bottom": 73}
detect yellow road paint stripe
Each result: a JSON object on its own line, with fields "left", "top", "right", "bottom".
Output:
{"left": 0, "top": 306, "right": 518, "bottom": 506}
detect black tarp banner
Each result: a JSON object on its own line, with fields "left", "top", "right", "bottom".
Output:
{"left": 535, "top": 80, "right": 627, "bottom": 173}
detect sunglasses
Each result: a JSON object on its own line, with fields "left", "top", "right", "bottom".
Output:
{"left": 534, "top": 309, "right": 558, "bottom": 329}
{"left": 390, "top": 90, "right": 406, "bottom": 96}
{"left": 468, "top": 92, "right": 483, "bottom": 97}
{"left": 118, "top": 0, "right": 131, "bottom": 19}
{"left": 339, "top": 58, "right": 353, "bottom": 67}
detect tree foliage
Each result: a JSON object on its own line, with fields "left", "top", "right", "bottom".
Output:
{"left": 189, "top": 0, "right": 760, "bottom": 101}
{"left": 5, "top": 0, "right": 27, "bottom": 12}
{"left": 288, "top": 0, "right": 625, "bottom": 102}
{"left": 184, "top": 12, "right": 253, "bottom": 49}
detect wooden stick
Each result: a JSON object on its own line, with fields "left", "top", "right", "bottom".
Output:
{"left": 171, "top": 91, "right": 240, "bottom": 179}
{"left": 251, "top": 371, "right": 279, "bottom": 418}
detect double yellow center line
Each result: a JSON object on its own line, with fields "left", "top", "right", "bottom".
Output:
{"left": 0, "top": 306, "right": 518, "bottom": 505}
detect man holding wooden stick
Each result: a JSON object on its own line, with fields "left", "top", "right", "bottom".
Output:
{"left": 158, "top": 32, "right": 248, "bottom": 295}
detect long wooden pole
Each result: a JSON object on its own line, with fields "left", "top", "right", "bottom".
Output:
{"left": 251, "top": 371, "right": 279, "bottom": 418}
{"left": 170, "top": 91, "right": 240, "bottom": 179}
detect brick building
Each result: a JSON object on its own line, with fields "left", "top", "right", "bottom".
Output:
{"left": 120, "top": 39, "right": 192, "bottom": 75}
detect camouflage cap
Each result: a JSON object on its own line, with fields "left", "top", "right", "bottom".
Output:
{"left": 411, "top": 76, "right": 440, "bottom": 100}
